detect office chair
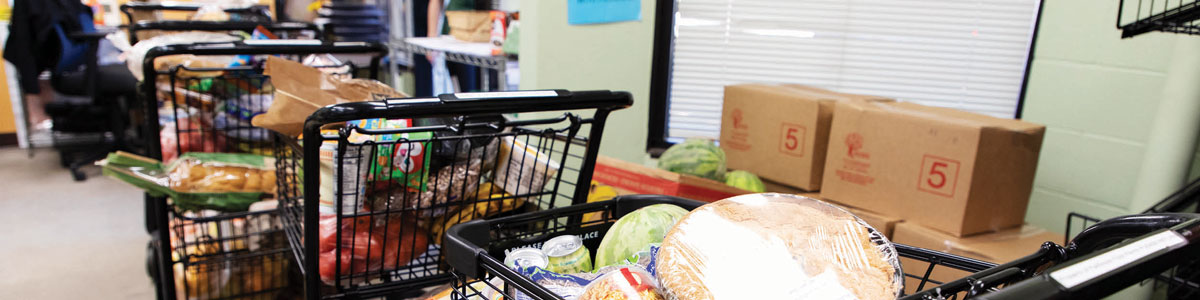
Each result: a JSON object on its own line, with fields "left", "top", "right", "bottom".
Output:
{"left": 46, "top": 11, "right": 137, "bottom": 181}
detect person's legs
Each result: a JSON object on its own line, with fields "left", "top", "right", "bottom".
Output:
{"left": 25, "top": 79, "right": 55, "bottom": 128}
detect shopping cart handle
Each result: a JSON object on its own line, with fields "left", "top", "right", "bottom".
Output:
{"left": 1068, "top": 213, "right": 1197, "bottom": 257}
{"left": 975, "top": 216, "right": 1200, "bottom": 300}
{"left": 303, "top": 90, "right": 634, "bottom": 128}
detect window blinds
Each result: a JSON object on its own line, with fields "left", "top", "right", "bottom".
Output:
{"left": 666, "top": 0, "right": 1041, "bottom": 141}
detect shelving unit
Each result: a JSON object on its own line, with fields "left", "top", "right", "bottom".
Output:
{"left": 1119, "top": 0, "right": 1200, "bottom": 37}
{"left": 394, "top": 37, "right": 516, "bottom": 91}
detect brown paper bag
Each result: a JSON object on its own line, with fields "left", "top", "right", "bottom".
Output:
{"left": 251, "top": 56, "right": 407, "bottom": 137}
{"left": 446, "top": 10, "right": 493, "bottom": 43}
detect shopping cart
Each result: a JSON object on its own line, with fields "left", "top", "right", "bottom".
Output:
{"left": 127, "top": 21, "right": 320, "bottom": 45}
{"left": 443, "top": 195, "right": 1200, "bottom": 300}
{"left": 273, "top": 90, "right": 632, "bottom": 298}
{"left": 140, "top": 41, "right": 388, "bottom": 300}
{"left": 120, "top": 2, "right": 273, "bottom": 24}
{"left": 121, "top": 2, "right": 293, "bottom": 45}
{"left": 1065, "top": 176, "right": 1200, "bottom": 299}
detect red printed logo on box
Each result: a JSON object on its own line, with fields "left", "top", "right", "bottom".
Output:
{"left": 778, "top": 123, "right": 805, "bottom": 157}
{"left": 917, "top": 154, "right": 960, "bottom": 198}
{"left": 726, "top": 109, "right": 752, "bottom": 151}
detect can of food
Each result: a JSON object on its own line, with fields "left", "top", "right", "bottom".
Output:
{"left": 318, "top": 139, "right": 367, "bottom": 215}
{"left": 541, "top": 235, "right": 592, "bottom": 274}
{"left": 504, "top": 247, "right": 550, "bottom": 270}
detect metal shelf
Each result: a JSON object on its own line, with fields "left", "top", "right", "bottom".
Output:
{"left": 392, "top": 38, "right": 516, "bottom": 91}
{"left": 1118, "top": 0, "right": 1200, "bottom": 38}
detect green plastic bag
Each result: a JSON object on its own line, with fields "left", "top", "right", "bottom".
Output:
{"left": 100, "top": 151, "right": 274, "bottom": 212}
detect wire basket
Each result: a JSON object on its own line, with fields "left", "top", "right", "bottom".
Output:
{"left": 1118, "top": 0, "right": 1200, "bottom": 37}
{"left": 445, "top": 195, "right": 1200, "bottom": 300}
{"left": 273, "top": 90, "right": 632, "bottom": 299}
{"left": 141, "top": 41, "right": 388, "bottom": 300}
{"left": 159, "top": 209, "right": 294, "bottom": 300}
{"left": 439, "top": 195, "right": 1036, "bottom": 300}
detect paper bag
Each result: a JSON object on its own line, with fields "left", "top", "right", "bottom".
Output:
{"left": 251, "top": 56, "right": 406, "bottom": 137}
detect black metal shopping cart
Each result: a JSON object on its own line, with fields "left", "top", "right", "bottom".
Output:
{"left": 120, "top": 2, "right": 318, "bottom": 45}
{"left": 272, "top": 90, "right": 631, "bottom": 298}
{"left": 443, "top": 194, "right": 1200, "bottom": 300}
{"left": 139, "top": 41, "right": 388, "bottom": 300}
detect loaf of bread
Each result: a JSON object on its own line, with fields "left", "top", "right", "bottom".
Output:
{"left": 656, "top": 193, "right": 901, "bottom": 300}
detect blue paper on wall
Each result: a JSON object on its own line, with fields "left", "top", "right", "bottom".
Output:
{"left": 568, "top": 0, "right": 641, "bottom": 25}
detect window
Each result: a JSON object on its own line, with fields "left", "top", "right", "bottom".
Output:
{"left": 648, "top": 0, "right": 1044, "bottom": 149}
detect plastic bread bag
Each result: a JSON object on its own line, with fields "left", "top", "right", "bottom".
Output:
{"left": 98, "top": 151, "right": 276, "bottom": 212}
{"left": 127, "top": 32, "right": 240, "bottom": 81}
{"left": 655, "top": 193, "right": 903, "bottom": 300}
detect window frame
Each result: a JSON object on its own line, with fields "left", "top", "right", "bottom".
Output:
{"left": 645, "top": 0, "right": 1046, "bottom": 155}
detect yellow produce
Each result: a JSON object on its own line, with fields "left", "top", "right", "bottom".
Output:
{"left": 429, "top": 182, "right": 525, "bottom": 246}
{"left": 582, "top": 181, "right": 619, "bottom": 223}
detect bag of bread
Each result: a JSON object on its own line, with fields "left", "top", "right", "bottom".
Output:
{"left": 655, "top": 193, "right": 903, "bottom": 300}
{"left": 99, "top": 151, "right": 276, "bottom": 212}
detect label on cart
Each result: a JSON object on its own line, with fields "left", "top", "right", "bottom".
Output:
{"left": 1049, "top": 230, "right": 1187, "bottom": 289}
{"left": 452, "top": 90, "right": 559, "bottom": 100}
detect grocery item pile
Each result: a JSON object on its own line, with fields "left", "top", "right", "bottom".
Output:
{"left": 494, "top": 193, "right": 902, "bottom": 300}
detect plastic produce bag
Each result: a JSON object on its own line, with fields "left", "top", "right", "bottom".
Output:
{"left": 99, "top": 151, "right": 276, "bottom": 212}
{"left": 317, "top": 214, "right": 429, "bottom": 285}
{"left": 655, "top": 193, "right": 903, "bottom": 300}
{"left": 126, "top": 32, "right": 240, "bottom": 81}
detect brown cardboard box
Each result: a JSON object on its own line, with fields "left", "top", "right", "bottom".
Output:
{"left": 758, "top": 179, "right": 902, "bottom": 238}
{"left": 892, "top": 222, "right": 1063, "bottom": 294}
{"left": 821, "top": 100, "right": 1044, "bottom": 236}
{"left": 720, "top": 84, "right": 888, "bottom": 191}
{"left": 844, "top": 206, "right": 901, "bottom": 239}
{"left": 592, "top": 156, "right": 752, "bottom": 202}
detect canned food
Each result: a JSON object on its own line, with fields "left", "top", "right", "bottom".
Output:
{"left": 542, "top": 235, "right": 592, "bottom": 274}
{"left": 504, "top": 247, "right": 549, "bottom": 270}
{"left": 318, "top": 138, "right": 368, "bottom": 215}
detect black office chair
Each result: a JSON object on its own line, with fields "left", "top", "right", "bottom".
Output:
{"left": 45, "top": 12, "right": 138, "bottom": 181}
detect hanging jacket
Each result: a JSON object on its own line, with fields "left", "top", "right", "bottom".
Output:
{"left": 5, "top": 0, "right": 93, "bottom": 94}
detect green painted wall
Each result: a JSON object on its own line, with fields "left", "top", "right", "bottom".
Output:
{"left": 519, "top": 0, "right": 657, "bottom": 164}
{"left": 1021, "top": 0, "right": 1200, "bottom": 235}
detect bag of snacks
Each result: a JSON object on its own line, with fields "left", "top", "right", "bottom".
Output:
{"left": 99, "top": 151, "right": 276, "bottom": 212}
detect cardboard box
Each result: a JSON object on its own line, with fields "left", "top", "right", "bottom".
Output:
{"left": 758, "top": 179, "right": 902, "bottom": 238}
{"left": 820, "top": 100, "right": 1044, "bottom": 236}
{"left": 892, "top": 222, "right": 1063, "bottom": 294}
{"left": 592, "top": 155, "right": 752, "bottom": 202}
{"left": 721, "top": 84, "right": 885, "bottom": 191}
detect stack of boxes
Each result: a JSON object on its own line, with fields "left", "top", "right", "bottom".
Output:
{"left": 594, "top": 82, "right": 1055, "bottom": 273}
{"left": 716, "top": 83, "right": 1051, "bottom": 271}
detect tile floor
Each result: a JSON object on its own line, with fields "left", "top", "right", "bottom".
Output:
{"left": 0, "top": 147, "right": 155, "bottom": 299}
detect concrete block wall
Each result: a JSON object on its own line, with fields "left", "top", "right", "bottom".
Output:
{"left": 1021, "top": 0, "right": 1200, "bottom": 234}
